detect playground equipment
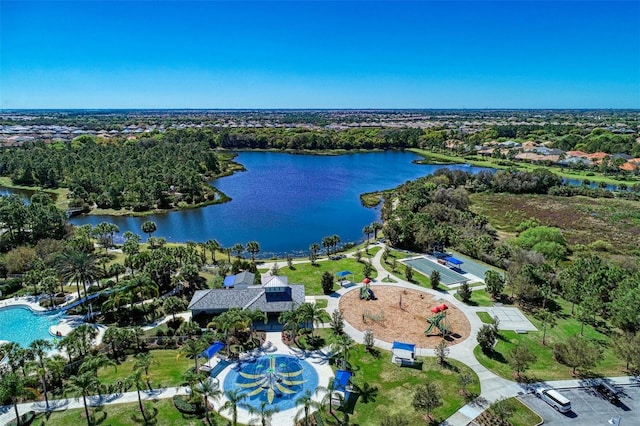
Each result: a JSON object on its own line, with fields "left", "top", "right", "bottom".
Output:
{"left": 424, "top": 303, "right": 451, "bottom": 337}
{"left": 363, "top": 309, "right": 386, "bottom": 327}
{"left": 359, "top": 278, "right": 375, "bottom": 300}
{"left": 359, "top": 286, "right": 375, "bottom": 300}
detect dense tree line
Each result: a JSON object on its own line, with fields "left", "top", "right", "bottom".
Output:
{"left": 0, "top": 132, "right": 221, "bottom": 212}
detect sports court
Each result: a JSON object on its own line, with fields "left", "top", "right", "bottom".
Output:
{"left": 403, "top": 256, "right": 469, "bottom": 286}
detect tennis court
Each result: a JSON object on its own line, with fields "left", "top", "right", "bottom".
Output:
{"left": 403, "top": 257, "right": 469, "bottom": 286}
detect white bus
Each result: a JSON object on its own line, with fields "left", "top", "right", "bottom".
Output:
{"left": 535, "top": 387, "right": 572, "bottom": 412}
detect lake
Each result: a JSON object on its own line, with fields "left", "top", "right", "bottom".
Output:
{"left": 70, "top": 151, "right": 490, "bottom": 257}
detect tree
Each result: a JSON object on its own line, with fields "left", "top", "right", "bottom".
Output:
{"left": 245, "top": 400, "right": 280, "bottom": 426}
{"left": 0, "top": 372, "right": 38, "bottom": 426}
{"left": 163, "top": 296, "right": 186, "bottom": 322}
{"left": 457, "top": 282, "right": 472, "bottom": 303}
{"left": 488, "top": 398, "right": 515, "bottom": 426}
{"left": 179, "top": 339, "right": 205, "bottom": 371}
{"left": 363, "top": 224, "right": 373, "bottom": 244}
{"left": 322, "top": 236, "right": 332, "bottom": 258}
{"left": 612, "top": 332, "right": 640, "bottom": 372}
{"left": 191, "top": 376, "right": 222, "bottom": 426}
{"left": 412, "top": 382, "right": 442, "bottom": 420}
{"left": 458, "top": 373, "right": 475, "bottom": 400}
{"left": 507, "top": 345, "right": 536, "bottom": 378}
{"left": 246, "top": 241, "right": 260, "bottom": 262}
{"left": 484, "top": 270, "right": 505, "bottom": 299}
{"left": 231, "top": 243, "right": 244, "bottom": 259}
{"left": 405, "top": 264, "right": 413, "bottom": 281}
{"left": 430, "top": 270, "right": 440, "bottom": 290}
{"left": 29, "top": 339, "right": 53, "bottom": 408}
{"left": 141, "top": 220, "right": 157, "bottom": 239}
{"left": 364, "top": 330, "right": 375, "bottom": 353}
{"left": 298, "top": 302, "right": 329, "bottom": 341}
{"left": 371, "top": 221, "right": 383, "bottom": 239}
{"left": 363, "top": 260, "right": 373, "bottom": 278}
{"left": 330, "top": 234, "right": 341, "bottom": 255}
{"left": 40, "top": 274, "right": 60, "bottom": 309}
{"left": 221, "top": 388, "right": 247, "bottom": 426}
{"left": 59, "top": 250, "right": 101, "bottom": 303}
{"left": 330, "top": 309, "right": 345, "bottom": 335}
{"left": 477, "top": 324, "right": 498, "bottom": 352}
{"left": 127, "top": 369, "right": 153, "bottom": 424}
{"left": 553, "top": 336, "right": 603, "bottom": 375}
{"left": 309, "top": 243, "right": 320, "bottom": 265}
{"left": 536, "top": 309, "right": 556, "bottom": 345}
{"left": 294, "top": 389, "right": 320, "bottom": 426}
{"left": 321, "top": 271, "right": 335, "bottom": 294}
{"left": 434, "top": 339, "right": 449, "bottom": 365}
{"left": 330, "top": 333, "right": 355, "bottom": 370}
{"left": 66, "top": 372, "right": 100, "bottom": 426}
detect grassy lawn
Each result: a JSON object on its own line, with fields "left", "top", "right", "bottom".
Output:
{"left": 315, "top": 298, "right": 328, "bottom": 309}
{"left": 97, "top": 349, "right": 193, "bottom": 389}
{"left": 473, "top": 302, "right": 626, "bottom": 381}
{"left": 476, "top": 312, "right": 494, "bottom": 324}
{"left": 454, "top": 289, "right": 495, "bottom": 307}
{"left": 345, "top": 345, "right": 480, "bottom": 425}
{"left": 264, "top": 257, "right": 378, "bottom": 295}
{"left": 30, "top": 397, "right": 234, "bottom": 426}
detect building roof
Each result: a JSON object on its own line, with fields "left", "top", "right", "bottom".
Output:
{"left": 188, "top": 284, "right": 305, "bottom": 313}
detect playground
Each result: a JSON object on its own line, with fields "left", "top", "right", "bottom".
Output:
{"left": 338, "top": 286, "right": 471, "bottom": 348}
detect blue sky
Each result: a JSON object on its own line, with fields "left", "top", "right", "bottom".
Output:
{"left": 1, "top": 1, "right": 639, "bottom": 109}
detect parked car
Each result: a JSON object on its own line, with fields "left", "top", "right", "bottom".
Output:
{"left": 535, "top": 387, "right": 572, "bottom": 412}
{"left": 595, "top": 381, "right": 620, "bottom": 403}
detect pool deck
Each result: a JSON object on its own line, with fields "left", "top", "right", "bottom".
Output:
{"left": 214, "top": 331, "right": 333, "bottom": 425}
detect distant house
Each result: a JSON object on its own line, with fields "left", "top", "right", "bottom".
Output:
{"left": 188, "top": 273, "right": 305, "bottom": 317}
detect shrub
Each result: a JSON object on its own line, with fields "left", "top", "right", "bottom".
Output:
{"left": 172, "top": 395, "right": 203, "bottom": 415}
{"left": 457, "top": 282, "right": 472, "bottom": 303}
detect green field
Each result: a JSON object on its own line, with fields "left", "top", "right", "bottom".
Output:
{"left": 262, "top": 257, "right": 378, "bottom": 295}
{"left": 346, "top": 346, "right": 480, "bottom": 425}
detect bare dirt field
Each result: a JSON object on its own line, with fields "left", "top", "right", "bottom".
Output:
{"left": 338, "top": 285, "right": 471, "bottom": 348}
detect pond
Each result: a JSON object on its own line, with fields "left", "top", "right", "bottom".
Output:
{"left": 69, "top": 151, "right": 491, "bottom": 257}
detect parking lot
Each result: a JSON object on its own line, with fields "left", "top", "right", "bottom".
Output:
{"left": 519, "top": 385, "right": 640, "bottom": 425}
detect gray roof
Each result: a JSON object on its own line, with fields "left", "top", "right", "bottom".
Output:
{"left": 234, "top": 271, "right": 255, "bottom": 286}
{"left": 188, "top": 284, "right": 305, "bottom": 313}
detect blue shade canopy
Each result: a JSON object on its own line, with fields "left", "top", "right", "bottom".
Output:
{"left": 223, "top": 276, "right": 235, "bottom": 287}
{"left": 392, "top": 341, "right": 415, "bottom": 352}
{"left": 336, "top": 270, "right": 353, "bottom": 278}
{"left": 334, "top": 370, "right": 353, "bottom": 392}
{"left": 201, "top": 341, "right": 225, "bottom": 359}
{"left": 443, "top": 256, "right": 463, "bottom": 265}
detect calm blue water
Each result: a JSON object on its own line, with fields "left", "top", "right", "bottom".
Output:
{"left": 223, "top": 354, "right": 318, "bottom": 412}
{"left": 70, "top": 152, "right": 491, "bottom": 257}
{"left": 0, "top": 306, "right": 63, "bottom": 348}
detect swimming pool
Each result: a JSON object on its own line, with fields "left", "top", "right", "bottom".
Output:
{"left": 0, "top": 305, "right": 64, "bottom": 348}
{"left": 223, "top": 354, "right": 319, "bottom": 411}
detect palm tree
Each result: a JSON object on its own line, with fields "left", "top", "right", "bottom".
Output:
{"left": 371, "top": 221, "right": 383, "bottom": 239}
{"left": 245, "top": 400, "right": 280, "bottom": 426}
{"left": 363, "top": 224, "right": 373, "bottom": 244}
{"left": 163, "top": 296, "right": 186, "bottom": 322}
{"left": 246, "top": 241, "right": 261, "bottom": 262}
{"left": 79, "top": 352, "right": 117, "bottom": 377}
{"left": 294, "top": 389, "right": 321, "bottom": 426}
{"left": 0, "top": 372, "right": 39, "bottom": 426}
{"left": 330, "top": 333, "right": 355, "bottom": 370}
{"left": 127, "top": 369, "right": 151, "bottom": 424}
{"left": 309, "top": 243, "right": 320, "bottom": 264}
{"left": 141, "top": 220, "right": 157, "bottom": 239}
{"left": 29, "top": 339, "right": 53, "bottom": 408}
{"left": 278, "top": 308, "right": 300, "bottom": 343}
{"left": 231, "top": 243, "right": 244, "bottom": 259}
{"left": 179, "top": 339, "right": 205, "bottom": 371}
{"left": 70, "top": 324, "right": 98, "bottom": 358}
{"left": 59, "top": 250, "right": 101, "bottom": 316}
{"left": 66, "top": 372, "right": 100, "bottom": 426}
{"left": 40, "top": 275, "right": 60, "bottom": 309}
{"left": 330, "top": 234, "right": 341, "bottom": 255}
{"left": 321, "top": 236, "right": 332, "bottom": 258}
{"left": 191, "top": 377, "right": 222, "bottom": 426}
{"left": 205, "top": 239, "right": 221, "bottom": 264}
{"left": 298, "top": 302, "right": 329, "bottom": 341}
{"left": 221, "top": 389, "right": 247, "bottom": 426}
{"left": 134, "top": 352, "right": 155, "bottom": 379}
